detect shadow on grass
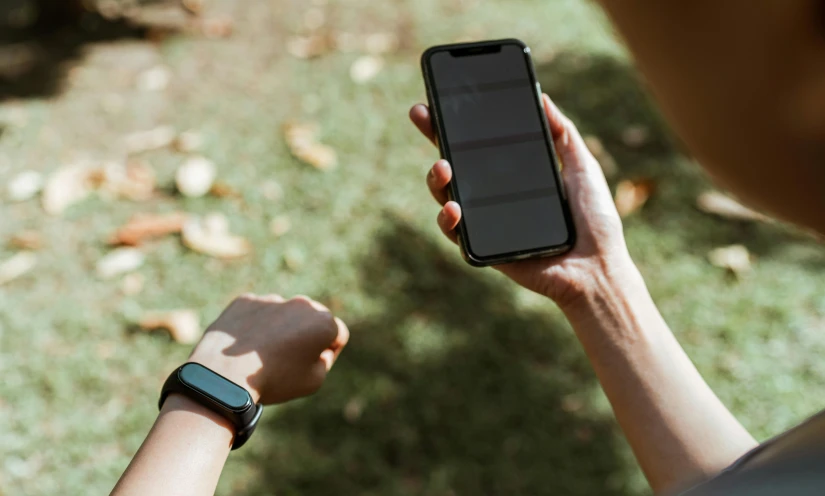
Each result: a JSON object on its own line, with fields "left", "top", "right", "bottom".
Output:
{"left": 0, "top": 1, "right": 149, "bottom": 100}
{"left": 244, "top": 218, "right": 630, "bottom": 496}
{"left": 537, "top": 53, "right": 824, "bottom": 266}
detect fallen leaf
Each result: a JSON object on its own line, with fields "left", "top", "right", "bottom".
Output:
{"left": 175, "top": 156, "right": 216, "bottom": 197}
{"left": 181, "top": 0, "right": 203, "bottom": 15}
{"left": 181, "top": 214, "right": 251, "bottom": 259}
{"left": 96, "top": 248, "right": 145, "bottom": 279}
{"left": 614, "top": 179, "right": 655, "bottom": 217}
{"left": 621, "top": 125, "right": 650, "bottom": 148}
{"left": 708, "top": 244, "right": 752, "bottom": 275}
{"left": 199, "top": 16, "right": 234, "bottom": 39}
{"left": 209, "top": 181, "right": 240, "bottom": 198}
{"left": 269, "top": 215, "right": 292, "bottom": 237}
{"left": 121, "top": 272, "right": 145, "bottom": 296}
{"left": 9, "top": 231, "right": 42, "bottom": 250}
{"left": 350, "top": 55, "right": 383, "bottom": 83}
{"left": 287, "top": 35, "right": 329, "bottom": 59}
{"left": 283, "top": 122, "right": 337, "bottom": 170}
{"left": 41, "top": 163, "right": 101, "bottom": 215}
{"left": 302, "top": 7, "right": 325, "bottom": 31}
{"left": 0, "top": 251, "right": 37, "bottom": 286}
{"left": 138, "top": 309, "right": 201, "bottom": 344}
{"left": 173, "top": 130, "right": 203, "bottom": 152}
{"left": 124, "top": 126, "right": 177, "bottom": 154}
{"left": 6, "top": 170, "right": 43, "bottom": 202}
{"left": 109, "top": 212, "right": 190, "bottom": 246}
{"left": 697, "top": 191, "right": 770, "bottom": 223}
{"left": 100, "top": 160, "right": 156, "bottom": 201}
{"left": 364, "top": 32, "right": 399, "bottom": 54}
{"left": 137, "top": 65, "right": 170, "bottom": 92}
{"left": 583, "top": 135, "right": 618, "bottom": 177}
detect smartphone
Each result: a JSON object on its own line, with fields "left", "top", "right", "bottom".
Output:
{"left": 421, "top": 39, "right": 575, "bottom": 266}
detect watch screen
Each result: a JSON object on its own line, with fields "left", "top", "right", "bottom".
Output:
{"left": 179, "top": 363, "right": 250, "bottom": 410}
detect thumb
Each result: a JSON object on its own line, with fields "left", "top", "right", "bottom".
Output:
{"left": 541, "top": 93, "right": 594, "bottom": 172}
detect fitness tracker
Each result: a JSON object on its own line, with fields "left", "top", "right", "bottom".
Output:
{"left": 159, "top": 362, "right": 263, "bottom": 450}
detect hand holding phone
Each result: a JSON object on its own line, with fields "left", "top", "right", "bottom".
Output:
{"left": 412, "top": 43, "right": 632, "bottom": 308}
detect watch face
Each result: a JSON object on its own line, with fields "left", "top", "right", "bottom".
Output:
{"left": 179, "top": 363, "right": 251, "bottom": 411}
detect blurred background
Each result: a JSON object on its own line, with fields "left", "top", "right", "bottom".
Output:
{"left": 1, "top": 0, "right": 824, "bottom": 494}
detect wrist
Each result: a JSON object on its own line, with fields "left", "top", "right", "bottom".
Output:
{"left": 559, "top": 251, "right": 648, "bottom": 326}
{"left": 160, "top": 393, "right": 236, "bottom": 439}
{"left": 188, "top": 332, "right": 262, "bottom": 404}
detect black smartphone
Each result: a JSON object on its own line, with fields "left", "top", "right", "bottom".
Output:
{"left": 421, "top": 39, "right": 575, "bottom": 266}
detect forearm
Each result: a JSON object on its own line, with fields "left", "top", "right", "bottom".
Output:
{"left": 563, "top": 256, "right": 756, "bottom": 493}
{"left": 111, "top": 394, "right": 234, "bottom": 496}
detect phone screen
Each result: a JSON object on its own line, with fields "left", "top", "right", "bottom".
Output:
{"left": 427, "top": 43, "right": 570, "bottom": 260}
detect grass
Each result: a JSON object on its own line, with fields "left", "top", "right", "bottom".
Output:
{"left": 1, "top": 0, "right": 824, "bottom": 494}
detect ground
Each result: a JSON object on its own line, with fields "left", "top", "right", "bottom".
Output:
{"left": 1, "top": 0, "right": 824, "bottom": 495}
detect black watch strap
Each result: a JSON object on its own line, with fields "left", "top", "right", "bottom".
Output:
{"left": 159, "top": 363, "right": 264, "bottom": 450}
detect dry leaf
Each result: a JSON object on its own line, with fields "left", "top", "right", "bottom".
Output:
{"left": 621, "top": 125, "right": 650, "bottom": 148}
{"left": 42, "top": 163, "right": 101, "bottom": 215}
{"left": 6, "top": 170, "right": 43, "bottom": 202}
{"left": 283, "top": 122, "right": 337, "bottom": 170}
{"left": 350, "top": 55, "right": 383, "bottom": 83}
{"left": 9, "top": 231, "right": 42, "bottom": 250}
{"left": 138, "top": 309, "right": 201, "bottom": 344}
{"left": 124, "top": 126, "right": 176, "bottom": 154}
{"left": 181, "top": 0, "right": 203, "bottom": 15}
{"left": 173, "top": 130, "right": 203, "bottom": 152}
{"left": 614, "top": 179, "right": 655, "bottom": 217}
{"left": 100, "top": 160, "right": 156, "bottom": 201}
{"left": 583, "top": 135, "right": 618, "bottom": 177}
{"left": 109, "top": 212, "right": 190, "bottom": 246}
{"left": 137, "top": 65, "right": 171, "bottom": 92}
{"left": 697, "top": 191, "right": 770, "bottom": 223}
{"left": 269, "top": 215, "right": 292, "bottom": 237}
{"left": 96, "top": 248, "right": 145, "bottom": 279}
{"left": 175, "top": 156, "right": 216, "bottom": 197}
{"left": 181, "top": 215, "right": 251, "bottom": 259}
{"left": 287, "top": 35, "right": 329, "bottom": 59}
{"left": 364, "top": 32, "right": 399, "bottom": 54}
{"left": 121, "top": 272, "right": 145, "bottom": 296}
{"left": 0, "top": 251, "right": 37, "bottom": 286}
{"left": 302, "top": 7, "right": 325, "bottom": 31}
{"left": 209, "top": 181, "right": 240, "bottom": 198}
{"left": 708, "top": 244, "right": 752, "bottom": 275}
{"left": 199, "top": 16, "right": 234, "bottom": 39}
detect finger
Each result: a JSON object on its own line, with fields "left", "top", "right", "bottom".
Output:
{"left": 437, "top": 201, "right": 461, "bottom": 244}
{"left": 427, "top": 159, "right": 452, "bottom": 205}
{"left": 292, "top": 295, "right": 330, "bottom": 314}
{"left": 329, "top": 317, "right": 349, "bottom": 360}
{"left": 409, "top": 104, "right": 437, "bottom": 146}
{"left": 319, "top": 349, "right": 335, "bottom": 371}
{"left": 259, "top": 294, "right": 285, "bottom": 303}
{"left": 542, "top": 94, "right": 589, "bottom": 153}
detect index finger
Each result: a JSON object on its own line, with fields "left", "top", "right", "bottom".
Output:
{"left": 409, "top": 104, "right": 436, "bottom": 146}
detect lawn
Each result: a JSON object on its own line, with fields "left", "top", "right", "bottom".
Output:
{"left": 1, "top": 0, "right": 824, "bottom": 495}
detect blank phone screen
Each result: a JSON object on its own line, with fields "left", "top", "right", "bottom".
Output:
{"left": 429, "top": 43, "right": 569, "bottom": 259}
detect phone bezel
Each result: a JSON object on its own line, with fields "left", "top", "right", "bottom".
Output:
{"left": 420, "top": 38, "right": 576, "bottom": 267}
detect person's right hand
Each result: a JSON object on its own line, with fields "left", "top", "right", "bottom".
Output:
{"left": 409, "top": 94, "right": 635, "bottom": 310}
{"left": 188, "top": 294, "right": 349, "bottom": 405}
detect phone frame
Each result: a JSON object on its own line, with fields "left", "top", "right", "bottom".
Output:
{"left": 421, "top": 38, "right": 576, "bottom": 266}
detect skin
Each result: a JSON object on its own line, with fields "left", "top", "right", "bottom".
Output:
{"left": 111, "top": 295, "right": 349, "bottom": 496}
{"left": 410, "top": 95, "right": 757, "bottom": 493}
{"left": 114, "top": 3, "right": 825, "bottom": 494}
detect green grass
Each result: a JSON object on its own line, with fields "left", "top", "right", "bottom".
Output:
{"left": 1, "top": 0, "right": 824, "bottom": 494}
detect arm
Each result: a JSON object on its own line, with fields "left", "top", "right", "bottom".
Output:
{"left": 111, "top": 294, "right": 349, "bottom": 496}
{"left": 593, "top": 0, "right": 825, "bottom": 234}
{"left": 410, "top": 97, "right": 756, "bottom": 494}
